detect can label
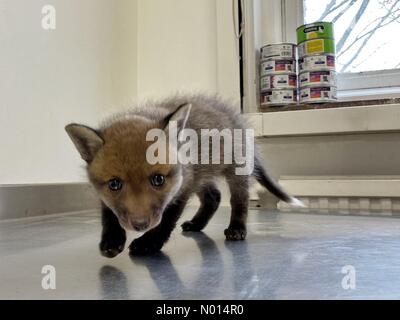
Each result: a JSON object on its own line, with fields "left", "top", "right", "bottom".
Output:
{"left": 299, "top": 71, "right": 336, "bottom": 87}
{"left": 299, "top": 54, "right": 335, "bottom": 72}
{"left": 297, "top": 22, "right": 334, "bottom": 44}
{"left": 299, "top": 86, "right": 337, "bottom": 103}
{"left": 261, "top": 89, "right": 297, "bottom": 106}
{"left": 260, "top": 59, "right": 296, "bottom": 75}
{"left": 261, "top": 43, "right": 296, "bottom": 60}
{"left": 298, "top": 38, "right": 335, "bottom": 57}
{"left": 260, "top": 74, "right": 297, "bottom": 91}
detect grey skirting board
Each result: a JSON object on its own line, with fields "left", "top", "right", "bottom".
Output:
{"left": 0, "top": 183, "right": 100, "bottom": 220}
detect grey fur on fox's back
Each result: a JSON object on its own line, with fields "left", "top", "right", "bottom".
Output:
{"left": 65, "top": 93, "right": 302, "bottom": 257}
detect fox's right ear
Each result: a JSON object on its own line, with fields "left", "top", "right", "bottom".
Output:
{"left": 65, "top": 124, "right": 104, "bottom": 163}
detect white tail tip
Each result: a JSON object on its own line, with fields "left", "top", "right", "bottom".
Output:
{"left": 289, "top": 197, "right": 306, "bottom": 208}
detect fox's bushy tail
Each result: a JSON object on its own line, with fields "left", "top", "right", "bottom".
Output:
{"left": 252, "top": 157, "right": 304, "bottom": 207}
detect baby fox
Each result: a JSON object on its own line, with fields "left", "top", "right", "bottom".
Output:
{"left": 65, "top": 95, "right": 301, "bottom": 257}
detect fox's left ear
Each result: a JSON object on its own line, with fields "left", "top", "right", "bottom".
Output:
{"left": 164, "top": 103, "right": 192, "bottom": 133}
{"left": 65, "top": 124, "right": 104, "bottom": 163}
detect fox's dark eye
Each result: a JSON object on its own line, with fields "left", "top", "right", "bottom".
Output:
{"left": 150, "top": 174, "right": 165, "bottom": 187}
{"left": 108, "top": 178, "right": 123, "bottom": 191}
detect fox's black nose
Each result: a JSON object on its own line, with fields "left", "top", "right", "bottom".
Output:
{"left": 133, "top": 220, "right": 149, "bottom": 231}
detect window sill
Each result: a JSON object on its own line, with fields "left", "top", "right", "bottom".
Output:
{"left": 339, "top": 87, "right": 400, "bottom": 101}
{"left": 260, "top": 97, "right": 400, "bottom": 113}
{"left": 245, "top": 99, "right": 400, "bottom": 137}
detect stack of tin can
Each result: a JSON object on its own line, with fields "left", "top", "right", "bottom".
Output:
{"left": 296, "top": 22, "right": 337, "bottom": 104}
{"left": 259, "top": 43, "right": 298, "bottom": 107}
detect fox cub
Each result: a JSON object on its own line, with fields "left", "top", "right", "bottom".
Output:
{"left": 65, "top": 95, "right": 301, "bottom": 257}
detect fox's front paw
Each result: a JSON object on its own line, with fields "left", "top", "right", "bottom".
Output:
{"left": 129, "top": 235, "right": 164, "bottom": 256}
{"left": 99, "top": 232, "right": 126, "bottom": 258}
{"left": 224, "top": 227, "right": 247, "bottom": 241}
{"left": 181, "top": 220, "right": 203, "bottom": 232}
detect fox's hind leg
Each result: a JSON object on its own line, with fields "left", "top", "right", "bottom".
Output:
{"left": 181, "top": 183, "right": 221, "bottom": 232}
{"left": 224, "top": 175, "right": 249, "bottom": 241}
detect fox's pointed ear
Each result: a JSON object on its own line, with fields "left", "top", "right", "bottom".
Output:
{"left": 65, "top": 124, "right": 104, "bottom": 163}
{"left": 164, "top": 103, "right": 192, "bottom": 133}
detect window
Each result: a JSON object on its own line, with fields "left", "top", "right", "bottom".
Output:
{"left": 303, "top": 0, "right": 400, "bottom": 94}
{"left": 242, "top": 0, "right": 400, "bottom": 112}
{"left": 304, "top": 0, "right": 400, "bottom": 73}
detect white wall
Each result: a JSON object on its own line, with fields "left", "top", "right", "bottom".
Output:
{"left": 0, "top": 0, "right": 138, "bottom": 184}
{"left": 254, "top": 0, "right": 283, "bottom": 48}
{"left": 137, "top": 0, "right": 240, "bottom": 101}
{"left": 1, "top": 0, "right": 239, "bottom": 185}
{"left": 137, "top": 0, "right": 217, "bottom": 99}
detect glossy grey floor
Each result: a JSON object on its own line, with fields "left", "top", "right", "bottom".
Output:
{"left": 1, "top": 208, "right": 400, "bottom": 299}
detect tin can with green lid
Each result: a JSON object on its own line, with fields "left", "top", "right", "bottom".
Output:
{"left": 297, "top": 21, "right": 334, "bottom": 44}
{"left": 298, "top": 38, "right": 335, "bottom": 58}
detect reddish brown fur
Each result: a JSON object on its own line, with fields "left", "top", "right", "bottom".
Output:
{"left": 88, "top": 119, "right": 180, "bottom": 230}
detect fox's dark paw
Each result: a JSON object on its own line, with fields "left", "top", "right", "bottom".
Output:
{"left": 99, "top": 232, "right": 126, "bottom": 258}
{"left": 224, "top": 227, "right": 247, "bottom": 241}
{"left": 181, "top": 220, "right": 203, "bottom": 232}
{"left": 129, "top": 236, "right": 164, "bottom": 256}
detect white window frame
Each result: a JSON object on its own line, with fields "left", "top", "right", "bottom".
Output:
{"left": 242, "top": 0, "right": 400, "bottom": 113}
